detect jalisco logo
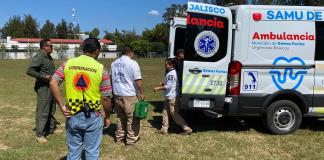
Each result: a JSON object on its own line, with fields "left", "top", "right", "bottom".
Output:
{"left": 194, "top": 31, "right": 220, "bottom": 58}
{"left": 252, "top": 32, "right": 315, "bottom": 41}
{"left": 269, "top": 57, "right": 307, "bottom": 90}
{"left": 73, "top": 72, "right": 91, "bottom": 92}
{"left": 188, "top": 2, "right": 226, "bottom": 14}
{"left": 187, "top": 14, "right": 225, "bottom": 29}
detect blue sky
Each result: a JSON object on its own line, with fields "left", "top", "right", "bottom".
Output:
{"left": 0, "top": 0, "right": 188, "bottom": 38}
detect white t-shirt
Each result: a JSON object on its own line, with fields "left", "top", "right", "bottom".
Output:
{"left": 110, "top": 55, "right": 142, "bottom": 96}
{"left": 164, "top": 69, "right": 178, "bottom": 100}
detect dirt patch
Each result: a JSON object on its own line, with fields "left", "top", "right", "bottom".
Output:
{"left": 0, "top": 143, "right": 9, "bottom": 150}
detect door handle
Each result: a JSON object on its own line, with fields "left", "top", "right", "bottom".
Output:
{"left": 204, "top": 88, "right": 212, "bottom": 92}
{"left": 189, "top": 68, "right": 202, "bottom": 74}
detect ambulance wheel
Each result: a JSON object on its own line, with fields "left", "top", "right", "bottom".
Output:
{"left": 263, "top": 100, "right": 302, "bottom": 135}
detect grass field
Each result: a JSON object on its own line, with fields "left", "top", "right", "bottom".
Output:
{"left": 0, "top": 58, "right": 324, "bottom": 160}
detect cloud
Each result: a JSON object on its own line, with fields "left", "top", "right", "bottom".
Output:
{"left": 148, "top": 10, "right": 160, "bottom": 16}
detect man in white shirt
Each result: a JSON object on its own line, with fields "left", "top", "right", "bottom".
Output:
{"left": 154, "top": 58, "right": 192, "bottom": 135}
{"left": 110, "top": 45, "right": 144, "bottom": 146}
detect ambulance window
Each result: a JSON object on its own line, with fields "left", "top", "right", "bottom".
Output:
{"left": 315, "top": 21, "right": 324, "bottom": 61}
{"left": 184, "top": 13, "right": 229, "bottom": 62}
{"left": 174, "top": 27, "right": 186, "bottom": 55}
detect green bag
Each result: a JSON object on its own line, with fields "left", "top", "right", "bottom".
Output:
{"left": 134, "top": 100, "right": 148, "bottom": 119}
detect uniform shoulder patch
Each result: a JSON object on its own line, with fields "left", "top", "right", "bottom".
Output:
{"left": 168, "top": 75, "right": 173, "bottom": 80}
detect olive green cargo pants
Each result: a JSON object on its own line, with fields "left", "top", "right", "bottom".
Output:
{"left": 35, "top": 86, "right": 57, "bottom": 136}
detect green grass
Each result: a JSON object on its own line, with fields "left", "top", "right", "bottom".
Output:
{"left": 0, "top": 59, "right": 324, "bottom": 160}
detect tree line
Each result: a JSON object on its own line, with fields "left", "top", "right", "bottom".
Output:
{"left": 0, "top": 15, "right": 81, "bottom": 39}
{"left": 1, "top": 1, "right": 323, "bottom": 56}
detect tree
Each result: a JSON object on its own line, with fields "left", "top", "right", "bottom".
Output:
{"left": 113, "top": 29, "right": 123, "bottom": 51}
{"left": 143, "top": 23, "right": 169, "bottom": 42}
{"left": 0, "top": 15, "right": 25, "bottom": 38}
{"left": 74, "top": 24, "right": 81, "bottom": 39}
{"left": 103, "top": 30, "right": 115, "bottom": 42}
{"left": 0, "top": 43, "right": 8, "bottom": 59}
{"left": 56, "top": 19, "right": 68, "bottom": 39}
{"left": 67, "top": 23, "right": 74, "bottom": 39}
{"left": 112, "top": 29, "right": 140, "bottom": 52}
{"left": 67, "top": 22, "right": 81, "bottom": 39}
{"left": 150, "top": 42, "right": 165, "bottom": 54}
{"left": 130, "top": 39, "right": 150, "bottom": 57}
{"left": 142, "top": 23, "right": 169, "bottom": 52}
{"left": 89, "top": 28, "right": 100, "bottom": 38}
{"left": 162, "top": 4, "right": 187, "bottom": 23}
{"left": 40, "top": 20, "right": 56, "bottom": 38}
{"left": 23, "top": 15, "right": 39, "bottom": 38}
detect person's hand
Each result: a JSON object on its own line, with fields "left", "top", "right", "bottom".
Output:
{"left": 140, "top": 94, "right": 145, "bottom": 101}
{"left": 60, "top": 105, "right": 71, "bottom": 118}
{"left": 103, "top": 116, "right": 111, "bottom": 129}
{"left": 153, "top": 87, "right": 158, "bottom": 92}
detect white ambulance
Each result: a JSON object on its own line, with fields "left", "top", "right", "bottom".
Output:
{"left": 169, "top": 2, "right": 324, "bottom": 134}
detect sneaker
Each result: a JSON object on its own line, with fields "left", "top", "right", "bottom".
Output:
{"left": 157, "top": 129, "right": 168, "bottom": 135}
{"left": 53, "top": 129, "right": 63, "bottom": 134}
{"left": 126, "top": 137, "right": 140, "bottom": 146}
{"left": 115, "top": 138, "right": 124, "bottom": 144}
{"left": 36, "top": 136, "right": 47, "bottom": 143}
{"left": 180, "top": 128, "right": 192, "bottom": 135}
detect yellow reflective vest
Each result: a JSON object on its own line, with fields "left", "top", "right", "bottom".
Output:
{"left": 64, "top": 55, "right": 103, "bottom": 115}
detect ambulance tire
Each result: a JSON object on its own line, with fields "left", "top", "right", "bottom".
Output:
{"left": 263, "top": 100, "right": 302, "bottom": 135}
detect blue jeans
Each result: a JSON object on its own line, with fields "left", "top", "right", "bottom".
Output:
{"left": 66, "top": 112, "right": 103, "bottom": 160}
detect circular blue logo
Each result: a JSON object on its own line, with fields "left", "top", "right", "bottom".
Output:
{"left": 194, "top": 31, "right": 219, "bottom": 58}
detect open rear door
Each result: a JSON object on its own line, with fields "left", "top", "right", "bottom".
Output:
{"left": 181, "top": 2, "right": 232, "bottom": 110}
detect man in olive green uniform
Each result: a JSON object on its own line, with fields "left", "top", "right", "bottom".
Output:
{"left": 26, "top": 38, "right": 61, "bottom": 143}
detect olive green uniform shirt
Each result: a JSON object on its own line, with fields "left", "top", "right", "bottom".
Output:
{"left": 26, "top": 50, "right": 55, "bottom": 87}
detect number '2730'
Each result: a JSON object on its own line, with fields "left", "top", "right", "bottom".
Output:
{"left": 209, "top": 80, "right": 222, "bottom": 86}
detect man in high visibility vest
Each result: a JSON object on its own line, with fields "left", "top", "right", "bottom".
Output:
{"left": 50, "top": 38, "right": 112, "bottom": 160}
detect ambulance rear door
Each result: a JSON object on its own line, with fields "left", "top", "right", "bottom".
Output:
{"left": 182, "top": 2, "right": 232, "bottom": 110}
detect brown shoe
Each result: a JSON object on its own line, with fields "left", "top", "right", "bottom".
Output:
{"left": 36, "top": 136, "right": 48, "bottom": 143}
{"left": 180, "top": 128, "right": 192, "bottom": 135}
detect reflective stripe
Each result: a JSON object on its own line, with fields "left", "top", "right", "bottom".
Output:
{"left": 309, "top": 107, "right": 324, "bottom": 114}
{"left": 196, "top": 76, "right": 210, "bottom": 94}
{"left": 183, "top": 74, "right": 196, "bottom": 93}
{"left": 189, "top": 75, "right": 202, "bottom": 93}
{"left": 182, "top": 74, "right": 226, "bottom": 95}
{"left": 213, "top": 76, "right": 226, "bottom": 95}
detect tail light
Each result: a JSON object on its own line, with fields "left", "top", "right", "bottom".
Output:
{"left": 228, "top": 61, "right": 242, "bottom": 95}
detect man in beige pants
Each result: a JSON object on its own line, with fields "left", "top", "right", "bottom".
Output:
{"left": 110, "top": 45, "right": 144, "bottom": 146}
{"left": 154, "top": 58, "right": 192, "bottom": 135}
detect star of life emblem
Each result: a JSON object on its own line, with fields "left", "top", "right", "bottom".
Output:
{"left": 194, "top": 31, "right": 220, "bottom": 58}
